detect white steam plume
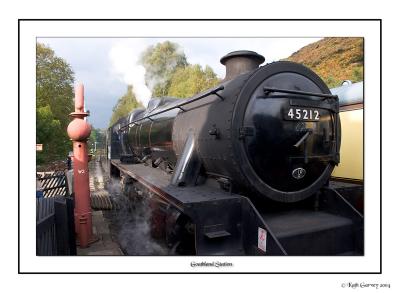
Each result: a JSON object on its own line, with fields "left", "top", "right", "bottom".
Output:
{"left": 109, "top": 43, "right": 151, "bottom": 107}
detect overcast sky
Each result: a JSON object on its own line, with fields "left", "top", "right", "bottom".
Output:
{"left": 38, "top": 37, "right": 321, "bottom": 129}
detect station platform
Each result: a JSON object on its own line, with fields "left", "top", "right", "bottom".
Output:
{"left": 77, "top": 160, "right": 123, "bottom": 256}
{"left": 77, "top": 210, "right": 123, "bottom": 256}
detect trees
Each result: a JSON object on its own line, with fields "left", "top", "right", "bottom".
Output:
{"left": 109, "top": 85, "right": 143, "bottom": 126}
{"left": 109, "top": 41, "right": 220, "bottom": 127}
{"left": 139, "top": 41, "right": 188, "bottom": 96}
{"left": 286, "top": 37, "right": 364, "bottom": 88}
{"left": 36, "top": 43, "right": 75, "bottom": 164}
{"left": 139, "top": 41, "right": 220, "bottom": 98}
{"left": 36, "top": 106, "right": 69, "bottom": 164}
{"left": 88, "top": 128, "right": 106, "bottom": 154}
{"left": 88, "top": 128, "right": 98, "bottom": 153}
{"left": 167, "top": 65, "right": 220, "bottom": 98}
{"left": 36, "top": 43, "right": 74, "bottom": 128}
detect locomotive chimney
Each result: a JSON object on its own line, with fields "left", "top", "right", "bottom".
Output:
{"left": 220, "top": 50, "right": 265, "bottom": 81}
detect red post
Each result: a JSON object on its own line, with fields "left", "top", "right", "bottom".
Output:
{"left": 67, "top": 83, "right": 96, "bottom": 248}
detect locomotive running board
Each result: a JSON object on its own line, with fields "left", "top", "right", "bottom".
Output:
{"left": 109, "top": 160, "right": 286, "bottom": 256}
{"left": 109, "top": 160, "right": 362, "bottom": 256}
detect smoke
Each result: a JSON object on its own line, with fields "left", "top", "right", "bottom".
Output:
{"left": 109, "top": 42, "right": 152, "bottom": 107}
{"left": 107, "top": 177, "right": 168, "bottom": 255}
{"left": 142, "top": 46, "right": 185, "bottom": 94}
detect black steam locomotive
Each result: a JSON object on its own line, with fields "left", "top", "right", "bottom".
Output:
{"left": 106, "top": 51, "right": 363, "bottom": 256}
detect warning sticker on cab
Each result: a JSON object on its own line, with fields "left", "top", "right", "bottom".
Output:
{"left": 258, "top": 227, "right": 267, "bottom": 252}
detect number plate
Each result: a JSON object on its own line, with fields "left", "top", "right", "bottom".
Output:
{"left": 283, "top": 107, "right": 320, "bottom": 121}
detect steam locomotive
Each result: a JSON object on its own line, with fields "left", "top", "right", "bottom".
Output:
{"left": 106, "top": 51, "right": 363, "bottom": 256}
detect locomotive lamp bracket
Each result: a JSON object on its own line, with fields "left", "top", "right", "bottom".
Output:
{"left": 216, "top": 177, "right": 232, "bottom": 193}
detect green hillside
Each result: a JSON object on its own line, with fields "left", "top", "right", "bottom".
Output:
{"left": 285, "top": 37, "right": 363, "bottom": 88}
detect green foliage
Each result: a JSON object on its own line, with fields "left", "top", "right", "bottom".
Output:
{"left": 36, "top": 43, "right": 74, "bottom": 128}
{"left": 139, "top": 41, "right": 188, "bottom": 96}
{"left": 351, "top": 67, "right": 363, "bottom": 82}
{"left": 88, "top": 128, "right": 106, "bottom": 154}
{"left": 109, "top": 41, "right": 220, "bottom": 127}
{"left": 36, "top": 106, "right": 71, "bottom": 164}
{"left": 88, "top": 128, "right": 97, "bottom": 153}
{"left": 285, "top": 37, "right": 364, "bottom": 88}
{"left": 167, "top": 65, "right": 220, "bottom": 98}
{"left": 96, "top": 129, "right": 106, "bottom": 149}
{"left": 36, "top": 43, "right": 75, "bottom": 165}
{"left": 109, "top": 85, "right": 143, "bottom": 126}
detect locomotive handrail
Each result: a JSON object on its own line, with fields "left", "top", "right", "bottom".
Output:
{"left": 263, "top": 87, "right": 339, "bottom": 100}
{"left": 119, "top": 85, "right": 225, "bottom": 131}
{"left": 263, "top": 86, "right": 340, "bottom": 165}
{"left": 262, "top": 86, "right": 340, "bottom": 165}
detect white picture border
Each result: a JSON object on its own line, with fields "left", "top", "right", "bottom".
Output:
{"left": 19, "top": 20, "right": 381, "bottom": 273}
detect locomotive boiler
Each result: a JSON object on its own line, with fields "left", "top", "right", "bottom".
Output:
{"left": 116, "top": 50, "right": 340, "bottom": 203}
{"left": 107, "top": 50, "right": 363, "bottom": 256}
